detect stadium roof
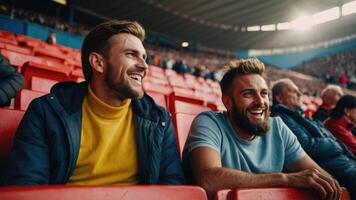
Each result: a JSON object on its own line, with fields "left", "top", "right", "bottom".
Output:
{"left": 71, "top": 0, "right": 356, "bottom": 51}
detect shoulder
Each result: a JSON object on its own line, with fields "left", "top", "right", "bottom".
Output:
{"left": 193, "top": 111, "right": 226, "bottom": 126}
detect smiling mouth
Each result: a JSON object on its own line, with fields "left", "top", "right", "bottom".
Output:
{"left": 128, "top": 73, "right": 143, "bottom": 85}
{"left": 248, "top": 109, "right": 265, "bottom": 119}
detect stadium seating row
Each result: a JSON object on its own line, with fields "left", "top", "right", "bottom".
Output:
{"left": 0, "top": 182, "right": 350, "bottom": 200}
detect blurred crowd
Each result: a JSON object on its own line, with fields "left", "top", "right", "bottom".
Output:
{"left": 294, "top": 49, "right": 356, "bottom": 90}
{"left": 0, "top": 2, "right": 89, "bottom": 35}
{"left": 1, "top": 2, "right": 355, "bottom": 93}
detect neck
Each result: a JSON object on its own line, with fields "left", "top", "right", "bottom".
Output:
{"left": 90, "top": 81, "right": 124, "bottom": 107}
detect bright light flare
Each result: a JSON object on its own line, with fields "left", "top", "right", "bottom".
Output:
{"left": 261, "top": 24, "right": 276, "bottom": 31}
{"left": 312, "top": 7, "right": 340, "bottom": 24}
{"left": 247, "top": 26, "right": 260, "bottom": 32}
{"left": 277, "top": 22, "right": 291, "bottom": 30}
{"left": 181, "top": 42, "right": 189, "bottom": 47}
{"left": 291, "top": 15, "right": 313, "bottom": 30}
{"left": 342, "top": 0, "right": 356, "bottom": 16}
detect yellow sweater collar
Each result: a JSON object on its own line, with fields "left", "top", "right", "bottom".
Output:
{"left": 87, "top": 86, "right": 131, "bottom": 119}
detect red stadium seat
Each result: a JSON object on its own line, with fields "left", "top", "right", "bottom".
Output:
{"left": 0, "top": 49, "right": 47, "bottom": 71}
{"left": 0, "top": 108, "right": 25, "bottom": 163}
{"left": 33, "top": 47, "right": 67, "bottom": 63}
{"left": 229, "top": 187, "right": 350, "bottom": 200}
{"left": 214, "top": 189, "right": 231, "bottom": 200}
{"left": 143, "top": 81, "right": 173, "bottom": 95}
{"left": 0, "top": 37, "right": 18, "bottom": 46}
{"left": 0, "top": 42, "right": 32, "bottom": 55}
{"left": 22, "top": 61, "right": 72, "bottom": 90}
{"left": 15, "top": 89, "right": 46, "bottom": 110}
{"left": 170, "top": 94, "right": 212, "bottom": 156}
{"left": 174, "top": 113, "right": 197, "bottom": 157}
{"left": 31, "top": 76, "right": 59, "bottom": 93}
{"left": 0, "top": 185, "right": 208, "bottom": 200}
{"left": 146, "top": 91, "right": 168, "bottom": 109}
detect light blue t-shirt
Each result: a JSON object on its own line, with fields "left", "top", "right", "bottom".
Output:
{"left": 184, "top": 111, "right": 305, "bottom": 173}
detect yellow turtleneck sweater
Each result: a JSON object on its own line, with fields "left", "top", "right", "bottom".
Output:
{"left": 67, "top": 86, "right": 138, "bottom": 185}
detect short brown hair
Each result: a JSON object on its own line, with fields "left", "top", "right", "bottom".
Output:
{"left": 81, "top": 20, "right": 145, "bottom": 82}
{"left": 220, "top": 58, "right": 265, "bottom": 95}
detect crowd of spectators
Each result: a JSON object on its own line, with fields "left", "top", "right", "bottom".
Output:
{"left": 1, "top": 2, "right": 355, "bottom": 94}
{"left": 0, "top": 2, "right": 89, "bottom": 35}
{"left": 294, "top": 48, "right": 356, "bottom": 90}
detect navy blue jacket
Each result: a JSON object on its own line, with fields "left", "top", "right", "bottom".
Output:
{"left": 1, "top": 81, "right": 184, "bottom": 185}
{"left": 271, "top": 104, "right": 354, "bottom": 160}
{"left": 271, "top": 104, "right": 356, "bottom": 198}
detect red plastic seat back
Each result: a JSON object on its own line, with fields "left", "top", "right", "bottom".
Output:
{"left": 146, "top": 91, "right": 168, "bottom": 109}
{"left": 15, "top": 89, "right": 46, "bottom": 110}
{"left": 174, "top": 113, "right": 197, "bottom": 156}
{"left": 0, "top": 108, "right": 25, "bottom": 162}
{"left": 22, "top": 62, "right": 71, "bottom": 90}
{"left": 31, "top": 76, "right": 59, "bottom": 93}
{"left": 0, "top": 185, "right": 208, "bottom": 200}
{"left": 231, "top": 187, "right": 350, "bottom": 200}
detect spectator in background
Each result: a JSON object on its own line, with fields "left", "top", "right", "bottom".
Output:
{"left": 46, "top": 31, "right": 56, "bottom": 45}
{"left": 271, "top": 78, "right": 356, "bottom": 199}
{"left": 324, "top": 95, "right": 356, "bottom": 154}
{"left": 0, "top": 55, "right": 24, "bottom": 107}
{"left": 1, "top": 20, "right": 184, "bottom": 185}
{"left": 338, "top": 74, "right": 349, "bottom": 89}
{"left": 173, "top": 60, "right": 189, "bottom": 74}
{"left": 183, "top": 59, "right": 340, "bottom": 199}
{"left": 313, "top": 85, "right": 343, "bottom": 122}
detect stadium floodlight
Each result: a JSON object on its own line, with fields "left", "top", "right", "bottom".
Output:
{"left": 52, "top": 0, "right": 66, "bottom": 5}
{"left": 247, "top": 26, "right": 260, "bottom": 31}
{"left": 291, "top": 15, "right": 313, "bottom": 30}
{"left": 277, "top": 22, "right": 291, "bottom": 30}
{"left": 342, "top": 0, "right": 356, "bottom": 16}
{"left": 261, "top": 24, "right": 276, "bottom": 31}
{"left": 312, "top": 7, "right": 340, "bottom": 25}
{"left": 181, "top": 42, "right": 189, "bottom": 47}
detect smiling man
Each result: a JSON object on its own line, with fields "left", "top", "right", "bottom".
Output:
{"left": 1, "top": 20, "right": 184, "bottom": 185}
{"left": 183, "top": 59, "right": 340, "bottom": 200}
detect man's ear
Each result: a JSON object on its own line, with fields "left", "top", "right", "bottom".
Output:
{"left": 222, "top": 95, "right": 232, "bottom": 110}
{"left": 89, "top": 52, "right": 104, "bottom": 73}
{"left": 344, "top": 108, "right": 351, "bottom": 117}
{"left": 275, "top": 94, "right": 283, "bottom": 105}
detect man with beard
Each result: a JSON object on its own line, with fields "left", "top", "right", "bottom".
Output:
{"left": 182, "top": 59, "right": 340, "bottom": 200}
{"left": 1, "top": 20, "right": 184, "bottom": 185}
{"left": 271, "top": 78, "right": 356, "bottom": 199}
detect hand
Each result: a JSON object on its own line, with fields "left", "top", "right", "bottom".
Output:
{"left": 285, "top": 168, "right": 340, "bottom": 200}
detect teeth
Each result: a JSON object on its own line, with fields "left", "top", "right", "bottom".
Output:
{"left": 250, "top": 110, "right": 263, "bottom": 115}
{"left": 129, "top": 74, "right": 142, "bottom": 81}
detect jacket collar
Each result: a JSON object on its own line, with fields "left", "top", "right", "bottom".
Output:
{"left": 50, "top": 81, "right": 163, "bottom": 122}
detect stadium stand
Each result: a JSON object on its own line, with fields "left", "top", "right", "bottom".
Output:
{"left": 0, "top": 2, "right": 355, "bottom": 198}
{"left": 0, "top": 185, "right": 208, "bottom": 200}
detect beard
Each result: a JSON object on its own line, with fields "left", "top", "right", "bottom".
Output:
{"left": 105, "top": 62, "right": 144, "bottom": 100}
{"left": 232, "top": 103, "right": 271, "bottom": 136}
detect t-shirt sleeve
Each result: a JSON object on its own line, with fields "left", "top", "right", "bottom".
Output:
{"left": 185, "top": 112, "right": 222, "bottom": 154}
{"left": 276, "top": 117, "right": 306, "bottom": 165}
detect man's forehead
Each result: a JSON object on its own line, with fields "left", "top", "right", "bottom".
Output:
{"left": 233, "top": 74, "right": 267, "bottom": 88}
{"left": 109, "top": 33, "right": 145, "bottom": 51}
